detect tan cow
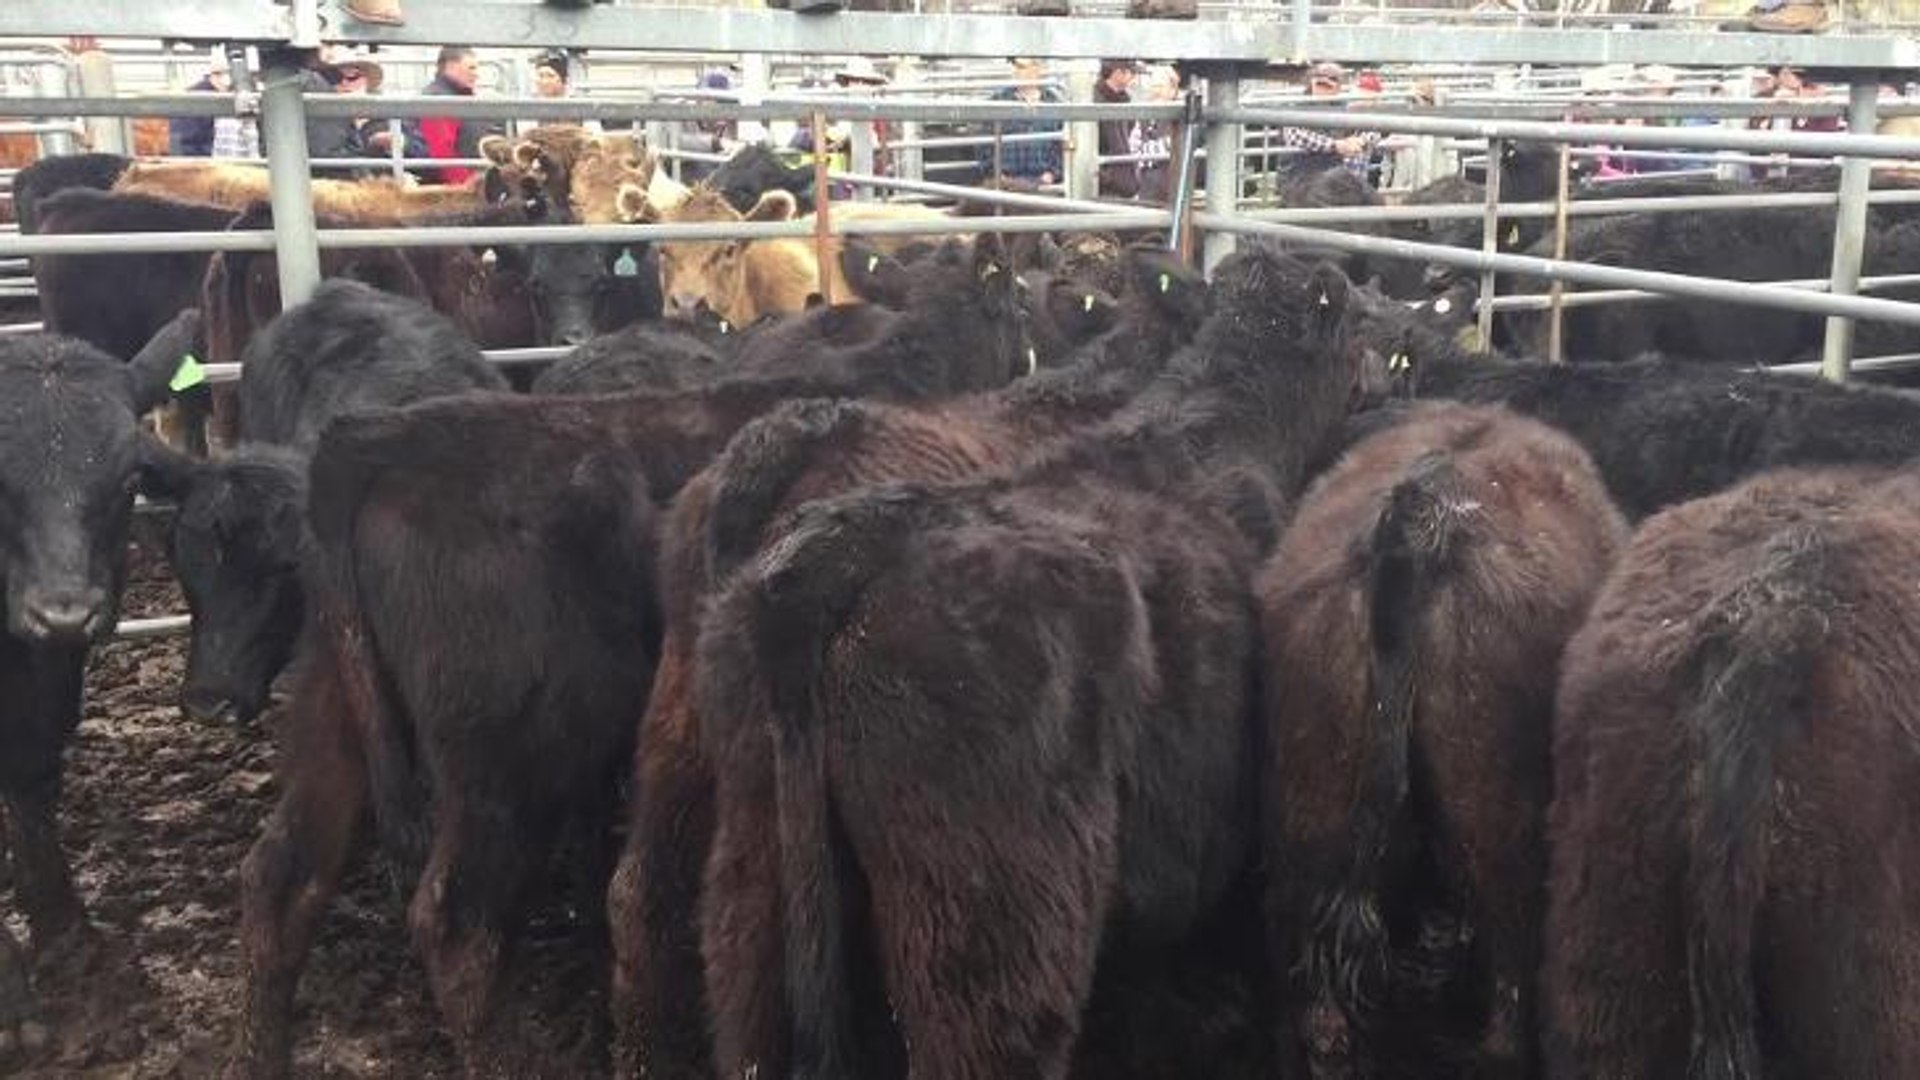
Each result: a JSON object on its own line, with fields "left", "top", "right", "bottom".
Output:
{"left": 113, "top": 161, "right": 498, "bottom": 219}
{"left": 636, "top": 185, "right": 958, "bottom": 326}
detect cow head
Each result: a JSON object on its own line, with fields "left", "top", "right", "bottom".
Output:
{"left": 142, "top": 446, "right": 305, "bottom": 725}
{"left": 510, "top": 240, "right": 662, "bottom": 346}
{"left": 654, "top": 188, "right": 799, "bottom": 326}
{"left": 1015, "top": 271, "right": 1121, "bottom": 364}
{"left": 0, "top": 312, "right": 196, "bottom": 645}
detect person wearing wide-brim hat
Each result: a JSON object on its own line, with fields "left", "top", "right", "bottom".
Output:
{"left": 832, "top": 56, "right": 891, "bottom": 87}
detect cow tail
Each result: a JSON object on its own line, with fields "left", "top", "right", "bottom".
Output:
{"left": 749, "top": 484, "right": 943, "bottom": 1080}
{"left": 705, "top": 398, "right": 866, "bottom": 585}
{"left": 306, "top": 409, "right": 431, "bottom": 880}
{"left": 1683, "top": 526, "right": 1829, "bottom": 1080}
{"left": 1312, "top": 453, "right": 1461, "bottom": 1014}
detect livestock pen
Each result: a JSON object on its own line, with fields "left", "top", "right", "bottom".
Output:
{"left": 3, "top": 0, "right": 1920, "bottom": 1074}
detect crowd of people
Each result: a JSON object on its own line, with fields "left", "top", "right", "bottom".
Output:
{"left": 167, "top": 43, "right": 586, "bottom": 182}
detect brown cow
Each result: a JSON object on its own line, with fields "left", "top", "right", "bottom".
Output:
{"left": 1545, "top": 464, "right": 1920, "bottom": 1079}
{"left": 1259, "top": 402, "right": 1626, "bottom": 1080}
{"left": 605, "top": 247, "right": 1209, "bottom": 1079}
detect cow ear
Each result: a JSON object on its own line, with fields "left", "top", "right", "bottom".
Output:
{"left": 512, "top": 141, "right": 547, "bottom": 173}
{"left": 745, "top": 189, "right": 797, "bottom": 223}
{"left": 126, "top": 308, "right": 204, "bottom": 416}
{"left": 840, "top": 243, "right": 912, "bottom": 307}
{"left": 135, "top": 430, "right": 203, "bottom": 502}
{"left": 479, "top": 135, "right": 518, "bottom": 167}
{"left": 616, "top": 182, "right": 653, "bottom": 223}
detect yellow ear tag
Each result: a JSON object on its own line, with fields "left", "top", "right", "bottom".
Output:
{"left": 1158, "top": 272, "right": 1171, "bottom": 294}
{"left": 170, "top": 353, "right": 206, "bottom": 393}
{"left": 1389, "top": 352, "right": 1410, "bottom": 373}
{"left": 1082, "top": 293, "right": 1095, "bottom": 313}
{"left": 1506, "top": 223, "right": 1520, "bottom": 246}
{"left": 867, "top": 253, "right": 881, "bottom": 273}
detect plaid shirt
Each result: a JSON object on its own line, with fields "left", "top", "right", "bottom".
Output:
{"left": 978, "top": 85, "right": 1065, "bottom": 182}
{"left": 1282, "top": 125, "right": 1381, "bottom": 177}
{"left": 210, "top": 116, "right": 259, "bottom": 159}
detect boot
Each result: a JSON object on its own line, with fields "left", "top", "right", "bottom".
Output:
{"left": 344, "top": 0, "right": 405, "bottom": 26}
{"left": 1749, "top": 0, "right": 1830, "bottom": 32}
{"left": 1128, "top": 0, "right": 1198, "bottom": 17}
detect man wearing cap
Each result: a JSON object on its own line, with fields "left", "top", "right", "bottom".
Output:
{"left": 169, "top": 52, "right": 232, "bottom": 157}
{"left": 1279, "top": 62, "right": 1383, "bottom": 183}
{"left": 1095, "top": 59, "right": 1140, "bottom": 198}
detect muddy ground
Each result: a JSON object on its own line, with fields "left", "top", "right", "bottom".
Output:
{"left": 13, "top": 529, "right": 609, "bottom": 1079}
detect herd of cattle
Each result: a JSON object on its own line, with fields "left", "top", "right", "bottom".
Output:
{"left": 0, "top": 126, "right": 1918, "bottom": 1079}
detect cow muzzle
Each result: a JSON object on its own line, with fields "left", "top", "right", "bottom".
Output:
{"left": 16, "top": 585, "right": 112, "bottom": 644}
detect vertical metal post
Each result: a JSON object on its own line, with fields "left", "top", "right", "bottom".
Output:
{"left": 1820, "top": 79, "right": 1878, "bottom": 383}
{"left": 1202, "top": 69, "right": 1240, "bottom": 274}
{"left": 287, "top": 0, "right": 322, "bottom": 49}
{"left": 1290, "top": 0, "right": 1313, "bottom": 60}
{"left": 1065, "top": 66, "right": 1097, "bottom": 202}
{"left": 1477, "top": 136, "right": 1504, "bottom": 351}
{"left": 810, "top": 110, "right": 834, "bottom": 307}
{"left": 894, "top": 59, "right": 924, "bottom": 185}
{"left": 34, "top": 58, "right": 74, "bottom": 158}
{"left": 849, "top": 115, "right": 876, "bottom": 200}
{"left": 1547, "top": 142, "right": 1572, "bottom": 363}
{"left": 259, "top": 64, "right": 322, "bottom": 309}
{"left": 73, "top": 47, "right": 127, "bottom": 155}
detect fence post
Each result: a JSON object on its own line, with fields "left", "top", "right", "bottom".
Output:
{"left": 1820, "top": 78, "right": 1879, "bottom": 383}
{"left": 33, "top": 57, "right": 74, "bottom": 158}
{"left": 1477, "top": 136, "right": 1504, "bottom": 350}
{"left": 1202, "top": 68, "right": 1240, "bottom": 274}
{"left": 259, "top": 62, "right": 322, "bottom": 309}
{"left": 72, "top": 46, "right": 127, "bottom": 154}
{"left": 1065, "top": 65, "right": 1097, "bottom": 203}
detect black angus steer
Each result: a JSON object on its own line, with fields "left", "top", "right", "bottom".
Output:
{"left": 225, "top": 236, "right": 1052, "bottom": 1079}
{"left": 1547, "top": 464, "right": 1920, "bottom": 1078}
{"left": 10, "top": 152, "right": 130, "bottom": 236}
{"left": 143, "top": 280, "right": 509, "bottom": 726}
{"left": 606, "top": 246, "right": 1205, "bottom": 1080}
{"left": 1260, "top": 403, "right": 1627, "bottom": 1080}
{"left": 691, "top": 247, "right": 1366, "bottom": 1080}
{"left": 0, "top": 312, "right": 198, "bottom": 1055}
{"left": 1346, "top": 289, "right": 1920, "bottom": 519}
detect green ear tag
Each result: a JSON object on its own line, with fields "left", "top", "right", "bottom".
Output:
{"left": 169, "top": 353, "right": 206, "bottom": 393}
{"left": 1158, "top": 272, "right": 1171, "bottom": 294}
{"left": 613, "top": 248, "right": 639, "bottom": 278}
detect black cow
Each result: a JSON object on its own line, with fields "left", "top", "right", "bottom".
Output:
{"left": 1348, "top": 287, "right": 1920, "bottom": 519}
{"left": 689, "top": 246, "right": 1362, "bottom": 1079}
{"left": 606, "top": 246, "right": 1205, "bottom": 1079}
{"left": 225, "top": 236, "right": 1050, "bottom": 1078}
{"left": 32, "top": 187, "right": 230, "bottom": 362}
{"left": 705, "top": 143, "right": 816, "bottom": 216}
{"left": 530, "top": 320, "right": 734, "bottom": 394}
{"left": 143, "top": 281, "right": 509, "bottom": 726}
{"left": 1547, "top": 464, "right": 1920, "bottom": 1077}
{"left": 0, "top": 311, "right": 197, "bottom": 1054}
{"left": 10, "top": 152, "right": 129, "bottom": 236}
{"left": 1260, "top": 403, "right": 1626, "bottom": 1079}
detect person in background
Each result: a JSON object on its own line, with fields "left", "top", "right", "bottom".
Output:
{"left": 420, "top": 45, "right": 503, "bottom": 185}
{"left": 1095, "top": 58, "right": 1140, "bottom": 199}
{"left": 1280, "top": 62, "right": 1383, "bottom": 183}
{"left": 333, "top": 56, "right": 427, "bottom": 174}
{"left": 1128, "top": 63, "right": 1181, "bottom": 203}
{"left": 676, "top": 69, "right": 740, "bottom": 184}
{"left": 526, "top": 48, "right": 599, "bottom": 132}
{"left": 169, "top": 51, "right": 231, "bottom": 157}
{"left": 978, "top": 57, "right": 1064, "bottom": 187}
